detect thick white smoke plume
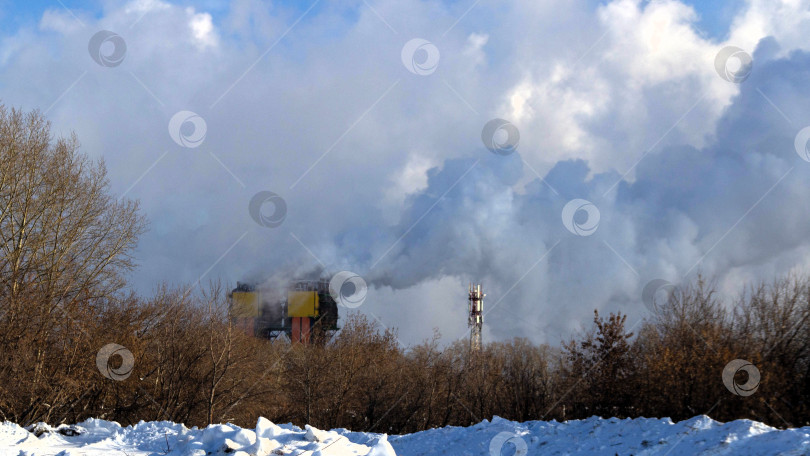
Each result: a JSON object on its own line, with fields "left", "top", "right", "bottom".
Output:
{"left": 2, "top": 0, "right": 810, "bottom": 345}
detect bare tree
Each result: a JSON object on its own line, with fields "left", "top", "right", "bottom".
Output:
{"left": 0, "top": 105, "right": 146, "bottom": 424}
{"left": 0, "top": 105, "right": 146, "bottom": 312}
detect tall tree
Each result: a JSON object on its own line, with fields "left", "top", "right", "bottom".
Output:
{"left": 0, "top": 105, "right": 146, "bottom": 423}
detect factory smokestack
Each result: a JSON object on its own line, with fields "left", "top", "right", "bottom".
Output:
{"left": 468, "top": 283, "right": 484, "bottom": 352}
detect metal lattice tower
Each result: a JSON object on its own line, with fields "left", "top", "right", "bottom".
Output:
{"left": 468, "top": 283, "right": 484, "bottom": 351}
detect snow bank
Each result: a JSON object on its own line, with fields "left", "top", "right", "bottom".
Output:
{"left": 377, "top": 415, "right": 810, "bottom": 456}
{"left": 0, "top": 417, "right": 395, "bottom": 456}
{"left": 1, "top": 414, "right": 808, "bottom": 455}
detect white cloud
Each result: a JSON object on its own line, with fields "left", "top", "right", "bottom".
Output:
{"left": 463, "top": 33, "right": 489, "bottom": 67}
{"left": 187, "top": 9, "right": 218, "bottom": 49}
{"left": 39, "top": 9, "right": 84, "bottom": 34}
{"left": 383, "top": 153, "right": 437, "bottom": 217}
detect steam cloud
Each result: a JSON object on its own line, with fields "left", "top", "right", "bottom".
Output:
{"left": 2, "top": 1, "right": 810, "bottom": 345}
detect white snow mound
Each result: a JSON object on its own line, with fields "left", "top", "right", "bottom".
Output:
{"left": 2, "top": 415, "right": 810, "bottom": 455}
{"left": 0, "top": 417, "right": 394, "bottom": 456}
{"left": 372, "top": 415, "right": 810, "bottom": 456}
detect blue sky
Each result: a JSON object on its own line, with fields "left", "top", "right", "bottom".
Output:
{"left": 1, "top": 0, "right": 741, "bottom": 40}
{"left": 680, "top": 0, "right": 739, "bottom": 39}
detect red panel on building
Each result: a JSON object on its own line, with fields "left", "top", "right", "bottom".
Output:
{"left": 290, "top": 317, "right": 312, "bottom": 344}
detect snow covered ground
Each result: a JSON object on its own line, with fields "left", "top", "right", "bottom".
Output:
{"left": 382, "top": 416, "right": 810, "bottom": 455}
{"left": 1, "top": 414, "right": 809, "bottom": 455}
{"left": 0, "top": 418, "right": 395, "bottom": 456}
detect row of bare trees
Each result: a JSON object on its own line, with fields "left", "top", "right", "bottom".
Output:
{"left": 559, "top": 276, "right": 810, "bottom": 429}
{"left": 1, "top": 105, "right": 809, "bottom": 432}
{"left": 3, "top": 280, "right": 808, "bottom": 432}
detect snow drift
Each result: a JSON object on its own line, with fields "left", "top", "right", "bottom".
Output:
{"left": 1, "top": 415, "right": 809, "bottom": 455}
{"left": 0, "top": 417, "right": 395, "bottom": 456}
{"left": 380, "top": 415, "right": 810, "bottom": 455}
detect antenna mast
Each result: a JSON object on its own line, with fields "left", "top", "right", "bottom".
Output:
{"left": 468, "top": 283, "right": 484, "bottom": 351}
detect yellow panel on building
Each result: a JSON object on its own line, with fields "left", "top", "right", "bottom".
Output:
{"left": 232, "top": 291, "right": 259, "bottom": 318}
{"left": 287, "top": 291, "right": 319, "bottom": 317}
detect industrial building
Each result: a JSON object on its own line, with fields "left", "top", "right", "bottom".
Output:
{"left": 230, "top": 280, "right": 339, "bottom": 343}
